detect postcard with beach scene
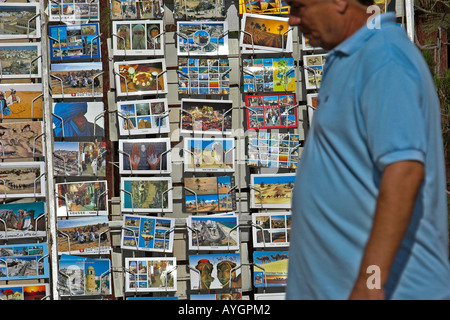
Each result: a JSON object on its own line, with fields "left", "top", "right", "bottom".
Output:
{"left": 0, "top": 242, "right": 49, "bottom": 281}
{"left": 174, "top": 0, "right": 225, "bottom": 19}
{"left": 252, "top": 212, "right": 291, "bottom": 248}
{"left": 0, "top": 84, "right": 43, "bottom": 119}
{"left": 181, "top": 99, "right": 232, "bottom": 135}
{"left": 184, "top": 138, "right": 235, "bottom": 172}
{"left": 253, "top": 250, "right": 288, "bottom": 287}
{"left": 0, "top": 201, "right": 46, "bottom": 240}
{"left": 189, "top": 253, "right": 241, "bottom": 290}
{"left": 57, "top": 215, "right": 111, "bottom": 255}
{"left": 56, "top": 180, "right": 108, "bottom": 216}
{"left": 243, "top": 58, "right": 295, "bottom": 93}
{"left": 0, "top": 162, "right": 45, "bottom": 199}
{"left": 48, "top": 0, "right": 99, "bottom": 22}
{"left": 239, "top": 0, "right": 290, "bottom": 15}
{"left": 125, "top": 257, "right": 177, "bottom": 292}
{"left": 0, "top": 121, "right": 44, "bottom": 159}
{"left": 0, "top": 3, "right": 41, "bottom": 39}
{"left": 303, "top": 53, "right": 327, "bottom": 90}
{"left": 250, "top": 173, "right": 295, "bottom": 209}
{"left": 184, "top": 176, "right": 236, "bottom": 213}
{"left": 188, "top": 214, "right": 239, "bottom": 251}
{"left": 0, "top": 43, "right": 41, "bottom": 79}
{"left": 121, "top": 214, "right": 174, "bottom": 252}
{"left": 177, "top": 21, "right": 228, "bottom": 56}
{"left": 120, "top": 177, "right": 173, "bottom": 213}
{"left": 0, "top": 283, "right": 49, "bottom": 300}
{"left": 110, "top": 0, "right": 163, "bottom": 20}
{"left": 246, "top": 93, "right": 297, "bottom": 129}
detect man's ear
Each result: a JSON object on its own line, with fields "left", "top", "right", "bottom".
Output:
{"left": 332, "top": 0, "right": 349, "bottom": 13}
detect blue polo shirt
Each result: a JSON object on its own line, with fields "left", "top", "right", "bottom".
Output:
{"left": 286, "top": 13, "right": 450, "bottom": 299}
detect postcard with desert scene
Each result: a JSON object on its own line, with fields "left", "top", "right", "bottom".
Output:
{"left": 239, "top": 0, "right": 290, "bottom": 15}
{"left": 118, "top": 138, "right": 171, "bottom": 174}
{"left": 117, "top": 98, "right": 170, "bottom": 136}
{"left": 0, "top": 162, "right": 46, "bottom": 199}
{"left": 252, "top": 212, "right": 291, "bottom": 248}
{"left": 174, "top": 0, "right": 225, "bottom": 19}
{"left": 125, "top": 257, "right": 177, "bottom": 292}
{"left": 56, "top": 180, "right": 108, "bottom": 216}
{"left": 58, "top": 255, "right": 111, "bottom": 296}
{"left": 48, "top": 0, "right": 100, "bottom": 22}
{"left": 0, "top": 283, "right": 49, "bottom": 300}
{"left": 303, "top": 53, "right": 327, "bottom": 90}
{"left": 0, "top": 3, "right": 41, "bottom": 39}
{"left": 114, "top": 59, "right": 167, "bottom": 97}
{"left": 50, "top": 62, "right": 103, "bottom": 99}
{"left": 0, "top": 242, "right": 49, "bottom": 281}
{"left": 177, "top": 21, "right": 228, "bottom": 56}
{"left": 181, "top": 99, "right": 232, "bottom": 135}
{"left": 110, "top": 0, "right": 163, "bottom": 20}
{"left": 188, "top": 214, "right": 239, "bottom": 251}
{"left": 184, "top": 176, "right": 236, "bottom": 213}
{"left": 0, "top": 201, "right": 46, "bottom": 240}
{"left": 253, "top": 250, "right": 288, "bottom": 287}
{"left": 189, "top": 253, "right": 241, "bottom": 290}
{"left": 184, "top": 138, "right": 235, "bottom": 173}
{"left": 121, "top": 177, "right": 173, "bottom": 213}
{"left": 250, "top": 173, "right": 295, "bottom": 209}
{"left": 243, "top": 58, "right": 295, "bottom": 93}
{"left": 240, "top": 13, "right": 293, "bottom": 53}
{"left": 112, "top": 20, "right": 164, "bottom": 57}
{"left": 0, "top": 43, "right": 41, "bottom": 79}
{"left": 246, "top": 93, "right": 297, "bottom": 129}
{"left": 121, "top": 214, "right": 174, "bottom": 252}
{"left": 0, "top": 84, "right": 43, "bottom": 119}
{"left": 57, "top": 215, "right": 111, "bottom": 255}
{"left": 0, "top": 121, "right": 44, "bottom": 159}
{"left": 49, "top": 23, "right": 101, "bottom": 61}
{"left": 307, "top": 93, "right": 318, "bottom": 124}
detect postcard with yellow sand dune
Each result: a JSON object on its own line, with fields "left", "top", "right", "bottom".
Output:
{"left": 250, "top": 173, "right": 295, "bottom": 209}
{"left": 0, "top": 84, "right": 43, "bottom": 119}
{"left": 253, "top": 250, "right": 288, "bottom": 287}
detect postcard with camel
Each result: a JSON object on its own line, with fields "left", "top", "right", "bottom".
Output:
{"left": 0, "top": 283, "right": 49, "bottom": 300}
{"left": 0, "top": 84, "right": 43, "bottom": 119}
{"left": 252, "top": 211, "right": 291, "bottom": 248}
{"left": 0, "top": 162, "right": 46, "bottom": 199}
{"left": 125, "top": 257, "right": 177, "bottom": 292}
{"left": 0, "top": 121, "right": 44, "bottom": 159}
{"left": 0, "top": 201, "right": 46, "bottom": 240}
{"left": 184, "top": 137, "right": 235, "bottom": 172}
{"left": 250, "top": 173, "right": 295, "bottom": 209}
{"left": 253, "top": 250, "right": 288, "bottom": 287}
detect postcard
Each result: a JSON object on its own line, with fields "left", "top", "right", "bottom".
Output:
{"left": 253, "top": 250, "right": 288, "bottom": 287}
{"left": 0, "top": 242, "right": 49, "bottom": 281}
{"left": 50, "top": 62, "right": 103, "bottom": 99}
{"left": 243, "top": 58, "right": 295, "bottom": 93}
{"left": 302, "top": 34, "right": 322, "bottom": 51}
{"left": 307, "top": 93, "right": 318, "bottom": 124}
{"left": 58, "top": 255, "right": 111, "bottom": 296}
{"left": 49, "top": 23, "right": 101, "bottom": 61}
{"left": 250, "top": 173, "right": 295, "bottom": 208}
{"left": 0, "top": 162, "right": 46, "bottom": 199}
{"left": 181, "top": 99, "right": 232, "bottom": 135}
{"left": 0, "top": 283, "right": 49, "bottom": 300}
{"left": 57, "top": 215, "right": 111, "bottom": 255}
{"left": 121, "top": 214, "right": 174, "bottom": 252}
{"left": 0, "top": 121, "right": 44, "bottom": 159}
{"left": 52, "top": 101, "right": 105, "bottom": 138}
{"left": 184, "top": 138, "right": 235, "bottom": 172}
{"left": 56, "top": 180, "right": 108, "bottom": 216}
{"left": 48, "top": 0, "right": 100, "bottom": 22}
{"left": 239, "top": 0, "right": 290, "bottom": 15}
{"left": 177, "top": 21, "right": 228, "bottom": 56}
{"left": 118, "top": 138, "right": 171, "bottom": 174}
{"left": 110, "top": 0, "right": 163, "bottom": 20}
{"left": 252, "top": 212, "right": 291, "bottom": 248}
{"left": 254, "top": 292, "right": 286, "bottom": 300}
{"left": 303, "top": 53, "right": 327, "bottom": 90}
{"left": 174, "top": 0, "right": 225, "bottom": 19}
{"left": 190, "top": 293, "right": 242, "bottom": 300}
{"left": 240, "top": 13, "right": 293, "bottom": 53}
{"left": 188, "top": 214, "right": 239, "bottom": 251}
{"left": 0, "top": 84, "right": 43, "bottom": 119}
{"left": 0, "top": 4, "right": 41, "bottom": 39}
{"left": 0, "top": 43, "right": 41, "bottom": 79}
{"left": 0, "top": 201, "right": 46, "bottom": 240}
{"left": 189, "top": 253, "right": 241, "bottom": 290}
{"left": 125, "top": 257, "right": 177, "bottom": 292}
{"left": 112, "top": 20, "right": 164, "bottom": 56}
{"left": 117, "top": 98, "right": 170, "bottom": 136}
{"left": 246, "top": 93, "right": 297, "bottom": 129}
{"left": 184, "top": 176, "right": 236, "bottom": 213}
{"left": 120, "top": 177, "right": 173, "bottom": 213}
{"left": 114, "top": 59, "right": 167, "bottom": 96}
{"left": 178, "top": 58, "right": 230, "bottom": 95}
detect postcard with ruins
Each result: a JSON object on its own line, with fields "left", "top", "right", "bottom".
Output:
{"left": 188, "top": 214, "right": 239, "bottom": 251}
{"left": 239, "top": 0, "right": 290, "bottom": 15}
{"left": 0, "top": 283, "right": 49, "bottom": 300}
{"left": 0, "top": 201, "right": 46, "bottom": 240}
{"left": 0, "top": 4, "right": 41, "bottom": 39}
{"left": 125, "top": 257, "right": 177, "bottom": 292}
{"left": 184, "top": 138, "right": 235, "bottom": 172}
{"left": 252, "top": 212, "right": 291, "bottom": 248}
{"left": 48, "top": 0, "right": 100, "bottom": 22}
{"left": 181, "top": 99, "right": 232, "bottom": 135}
{"left": 250, "top": 173, "right": 295, "bottom": 209}
{"left": 177, "top": 21, "right": 228, "bottom": 56}
{"left": 0, "top": 121, "right": 44, "bottom": 159}
{"left": 0, "top": 43, "right": 41, "bottom": 79}
{"left": 57, "top": 215, "right": 111, "bottom": 255}
{"left": 0, "top": 84, "right": 43, "bottom": 119}
{"left": 253, "top": 250, "right": 289, "bottom": 287}
{"left": 56, "top": 180, "right": 108, "bottom": 216}
{"left": 120, "top": 177, "right": 173, "bottom": 213}
{"left": 174, "top": 0, "right": 225, "bottom": 19}
{"left": 303, "top": 53, "right": 327, "bottom": 90}
{"left": 0, "top": 162, "right": 45, "bottom": 199}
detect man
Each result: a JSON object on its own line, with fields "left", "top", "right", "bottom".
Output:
{"left": 53, "top": 102, "right": 104, "bottom": 137}
{"left": 286, "top": 0, "right": 450, "bottom": 299}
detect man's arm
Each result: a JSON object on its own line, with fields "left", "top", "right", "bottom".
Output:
{"left": 348, "top": 160, "right": 425, "bottom": 300}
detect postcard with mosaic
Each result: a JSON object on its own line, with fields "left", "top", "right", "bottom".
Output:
{"left": 243, "top": 58, "right": 295, "bottom": 93}
{"left": 0, "top": 202, "right": 46, "bottom": 240}
{"left": 0, "top": 4, "right": 41, "bottom": 39}
{"left": 48, "top": 0, "right": 99, "bottom": 22}
{"left": 110, "top": 0, "right": 163, "bottom": 20}
{"left": 0, "top": 84, "right": 43, "bottom": 119}
{"left": 303, "top": 53, "right": 327, "bottom": 90}
{"left": 238, "top": 0, "right": 290, "bottom": 15}
{"left": 0, "top": 43, "right": 41, "bottom": 79}
{"left": 0, "top": 162, "right": 46, "bottom": 199}
{"left": 121, "top": 214, "right": 174, "bottom": 253}
{"left": 177, "top": 21, "right": 228, "bottom": 56}
{"left": 178, "top": 58, "right": 230, "bottom": 95}
{"left": 125, "top": 257, "right": 177, "bottom": 292}
{"left": 246, "top": 93, "right": 297, "bottom": 129}
{"left": 0, "top": 283, "right": 49, "bottom": 300}
{"left": 184, "top": 138, "right": 235, "bottom": 172}
{"left": 0, "top": 121, "right": 44, "bottom": 159}
{"left": 174, "top": 0, "right": 225, "bottom": 19}
{"left": 253, "top": 251, "right": 288, "bottom": 287}
{"left": 181, "top": 99, "right": 232, "bottom": 135}
{"left": 250, "top": 173, "right": 295, "bottom": 209}
{"left": 252, "top": 212, "right": 291, "bottom": 248}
